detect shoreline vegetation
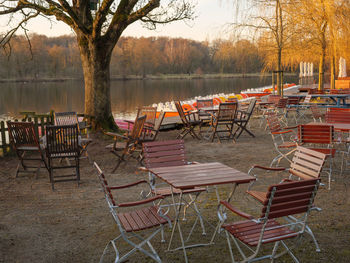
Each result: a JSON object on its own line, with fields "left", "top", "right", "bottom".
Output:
{"left": 0, "top": 72, "right": 298, "bottom": 84}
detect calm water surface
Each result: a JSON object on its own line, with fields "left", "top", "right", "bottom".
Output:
{"left": 0, "top": 76, "right": 298, "bottom": 120}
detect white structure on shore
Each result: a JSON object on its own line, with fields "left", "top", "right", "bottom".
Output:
{"left": 338, "top": 57, "right": 347, "bottom": 78}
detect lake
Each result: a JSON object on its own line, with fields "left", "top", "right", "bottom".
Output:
{"left": 0, "top": 76, "right": 299, "bottom": 120}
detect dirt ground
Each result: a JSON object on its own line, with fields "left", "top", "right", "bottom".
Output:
{"left": 1, "top": 116, "right": 350, "bottom": 263}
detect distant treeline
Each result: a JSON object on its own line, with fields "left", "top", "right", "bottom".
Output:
{"left": 0, "top": 34, "right": 267, "bottom": 79}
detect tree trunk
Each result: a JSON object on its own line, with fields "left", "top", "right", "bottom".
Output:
{"left": 78, "top": 35, "right": 118, "bottom": 131}
{"left": 330, "top": 55, "right": 335, "bottom": 89}
{"left": 318, "top": 47, "right": 325, "bottom": 91}
{"left": 277, "top": 48, "right": 282, "bottom": 96}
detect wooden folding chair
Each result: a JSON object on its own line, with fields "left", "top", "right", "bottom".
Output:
{"left": 136, "top": 106, "right": 157, "bottom": 130}
{"left": 266, "top": 112, "right": 298, "bottom": 166}
{"left": 140, "top": 139, "right": 207, "bottom": 235}
{"left": 310, "top": 104, "right": 323, "bottom": 122}
{"left": 54, "top": 111, "right": 92, "bottom": 162}
{"left": 174, "top": 101, "right": 201, "bottom": 140}
{"left": 219, "top": 178, "right": 321, "bottom": 262}
{"left": 246, "top": 146, "right": 327, "bottom": 252}
{"left": 298, "top": 124, "right": 335, "bottom": 189}
{"left": 94, "top": 162, "right": 171, "bottom": 263}
{"left": 106, "top": 115, "right": 146, "bottom": 172}
{"left": 233, "top": 98, "right": 256, "bottom": 139}
{"left": 140, "top": 111, "right": 166, "bottom": 143}
{"left": 7, "top": 121, "right": 49, "bottom": 178}
{"left": 208, "top": 102, "right": 238, "bottom": 143}
{"left": 45, "top": 124, "right": 80, "bottom": 190}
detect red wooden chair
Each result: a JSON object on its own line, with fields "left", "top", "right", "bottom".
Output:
{"left": 7, "top": 121, "right": 49, "bottom": 178}
{"left": 266, "top": 112, "right": 298, "bottom": 166}
{"left": 140, "top": 139, "right": 207, "bottom": 235}
{"left": 94, "top": 162, "right": 171, "bottom": 263}
{"left": 246, "top": 146, "right": 327, "bottom": 252}
{"left": 298, "top": 124, "right": 335, "bottom": 189}
{"left": 218, "top": 178, "right": 321, "bottom": 262}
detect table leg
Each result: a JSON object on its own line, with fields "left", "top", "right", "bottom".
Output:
{"left": 167, "top": 189, "right": 188, "bottom": 263}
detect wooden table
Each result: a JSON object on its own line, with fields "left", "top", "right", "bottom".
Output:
{"left": 285, "top": 94, "right": 350, "bottom": 108}
{"left": 148, "top": 162, "right": 255, "bottom": 262}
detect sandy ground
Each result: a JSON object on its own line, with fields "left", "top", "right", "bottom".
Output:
{"left": 1, "top": 115, "right": 350, "bottom": 263}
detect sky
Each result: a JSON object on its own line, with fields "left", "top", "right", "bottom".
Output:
{"left": 0, "top": 0, "right": 236, "bottom": 42}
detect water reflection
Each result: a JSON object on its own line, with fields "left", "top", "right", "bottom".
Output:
{"left": 0, "top": 76, "right": 298, "bottom": 120}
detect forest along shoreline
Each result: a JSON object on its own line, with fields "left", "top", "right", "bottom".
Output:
{"left": 0, "top": 72, "right": 298, "bottom": 83}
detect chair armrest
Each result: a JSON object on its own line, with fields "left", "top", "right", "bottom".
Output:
{"left": 250, "top": 165, "right": 286, "bottom": 171}
{"left": 271, "top": 129, "right": 293, "bottom": 135}
{"left": 283, "top": 125, "right": 298, "bottom": 129}
{"left": 118, "top": 195, "right": 165, "bottom": 207}
{"left": 138, "top": 166, "right": 149, "bottom": 172}
{"left": 187, "top": 161, "right": 200, "bottom": 165}
{"left": 219, "top": 201, "right": 254, "bottom": 220}
{"left": 109, "top": 180, "right": 148, "bottom": 190}
{"left": 105, "top": 131, "right": 128, "bottom": 140}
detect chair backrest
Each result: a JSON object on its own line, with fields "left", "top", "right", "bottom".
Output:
{"left": 298, "top": 124, "right": 334, "bottom": 145}
{"left": 268, "top": 95, "right": 280, "bottom": 104}
{"left": 287, "top": 97, "right": 300, "bottom": 106}
{"left": 7, "top": 121, "right": 39, "bottom": 149}
{"left": 276, "top": 98, "right": 288, "bottom": 109}
{"left": 54, "top": 111, "right": 79, "bottom": 128}
{"left": 261, "top": 178, "right": 320, "bottom": 220}
{"left": 130, "top": 115, "right": 146, "bottom": 140}
{"left": 142, "top": 139, "right": 187, "bottom": 169}
{"left": 216, "top": 102, "right": 238, "bottom": 122}
{"left": 175, "top": 101, "right": 189, "bottom": 125}
{"left": 153, "top": 111, "right": 166, "bottom": 132}
{"left": 196, "top": 99, "right": 213, "bottom": 109}
{"left": 326, "top": 108, "right": 350, "bottom": 123}
{"left": 137, "top": 107, "right": 157, "bottom": 127}
{"left": 94, "top": 162, "right": 117, "bottom": 206}
{"left": 266, "top": 112, "right": 282, "bottom": 132}
{"left": 45, "top": 124, "right": 80, "bottom": 156}
{"left": 289, "top": 146, "right": 326, "bottom": 180}
{"left": 226, "top": 97, "right": 238, "bottom": 103}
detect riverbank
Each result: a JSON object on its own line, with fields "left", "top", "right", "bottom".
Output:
{"left": 0, "top": 72, "right": 299, "bottom": 83}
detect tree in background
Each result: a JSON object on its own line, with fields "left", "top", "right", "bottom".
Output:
{"left": 0, "top": 0, "right": 195, "bottom": 130}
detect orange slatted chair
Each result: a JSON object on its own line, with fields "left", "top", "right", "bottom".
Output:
{"left": 218, "top": 178, "right": 321, "bottom": 262}
{"left": 94, "top": 162, "right": 171, "bottom": 263}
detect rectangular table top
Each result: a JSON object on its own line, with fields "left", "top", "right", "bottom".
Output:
{"left": 306, "top": 122, "right": 350, "bottom": 132}
{"left": 148, "top": 162, "right": 255, "bottom": 190}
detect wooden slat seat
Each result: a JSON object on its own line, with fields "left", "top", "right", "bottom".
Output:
{"left": 246, "top": 190, "right": 266, "bottom": 203}
{"left": 118, "top": 206, "right": 169, "bottom": 232}
{"left": 223, "top": 219, "right": 298, "bottom": 246}
{"left": 326, "top": 108, "right": 350, "bottom": 124}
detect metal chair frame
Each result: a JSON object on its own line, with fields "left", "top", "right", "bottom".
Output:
{"left": 7, "top": 121, "right": 49, "bottom": 177}
{"left": 266, "top": 112, "right": 298, "bottom": 167}
{"left": 94, "top": 162, "right": 171, "bottom": 263}
{"left": 45, "top": 124, "right": 80, "bottom": 190}
{"left": 218, "top": 178, "right": 321, "bottom": 263}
